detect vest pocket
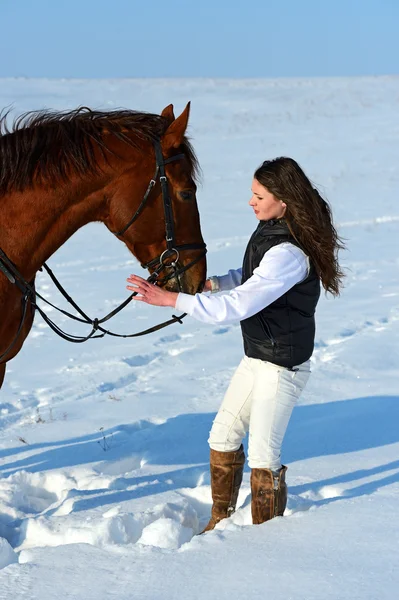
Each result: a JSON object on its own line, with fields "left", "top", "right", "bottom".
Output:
{"left": 258, "top": 314, "right": 276, "bottom": 350}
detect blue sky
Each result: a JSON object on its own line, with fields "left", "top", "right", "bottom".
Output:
{"left": 1, "top": 0, "right": 398, "bottom": 78}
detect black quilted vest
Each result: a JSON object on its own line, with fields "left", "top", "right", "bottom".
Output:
{"left": 240, "top": 219, "right": 320, "bottom": 368}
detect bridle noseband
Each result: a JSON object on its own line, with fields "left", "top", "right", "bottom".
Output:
{"left": 0, "top": 139, "right": 207, "bottom": 361}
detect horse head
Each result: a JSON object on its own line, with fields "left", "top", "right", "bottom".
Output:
{"left": 104, "top": 103, "right": 207, "bottom": 295}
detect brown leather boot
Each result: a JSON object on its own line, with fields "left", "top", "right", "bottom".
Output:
{"left": 251, "top": 466, "right": 288, "bottom": 525}
{"left": 201, "top": 445, "right": 245, "bottom": 533}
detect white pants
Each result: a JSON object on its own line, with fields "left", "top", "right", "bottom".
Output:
{"left": 208, "top": 356, "right": 311, "bottom": 470}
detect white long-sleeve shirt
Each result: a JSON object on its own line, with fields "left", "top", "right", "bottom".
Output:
{"left": 175, "top": 242, "right": 310, "bottom": 325}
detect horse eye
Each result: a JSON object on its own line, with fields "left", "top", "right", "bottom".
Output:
{"left": 179, "top": 190, "right": 194, "bottom": 201}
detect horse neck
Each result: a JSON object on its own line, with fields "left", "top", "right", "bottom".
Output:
{"left": 0, "top": 174, "right": 109, "bottom": 280}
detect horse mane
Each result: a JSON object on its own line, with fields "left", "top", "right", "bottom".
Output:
{"left": 0, "top": 107, "right": 200, "bottom": 194}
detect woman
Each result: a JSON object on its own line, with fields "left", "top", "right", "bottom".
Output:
{"left": 127, "top": 157, "right": 344, "bottom": 531}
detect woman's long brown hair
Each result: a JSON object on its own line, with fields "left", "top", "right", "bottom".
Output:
{"left": 255, "top": 157, "right": 345, "bottom": 296}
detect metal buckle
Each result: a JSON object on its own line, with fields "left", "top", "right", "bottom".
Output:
{"left": 160, "top": 248, "right": 179, "bottom": 267}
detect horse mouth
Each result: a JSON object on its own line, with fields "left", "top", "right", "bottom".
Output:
{"left": 161, "top": 277, "right": 204, "bottom": 295}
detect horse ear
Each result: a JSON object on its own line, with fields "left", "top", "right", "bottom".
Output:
{"left": 161, "top": 104, "right": 175, "bottom": 124}
{"left": 162, "top": 102, "right": 191, "bottom": 150}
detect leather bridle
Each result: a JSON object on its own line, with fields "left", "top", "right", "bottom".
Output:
{"left": 115, "top": 139, "right": 206, "bottom": 287}
{"left": 0, "top": 139, "right": 207, "bottom": 362}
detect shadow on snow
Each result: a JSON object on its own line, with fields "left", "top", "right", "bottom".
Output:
{"left": 1, "top": 395, "right": 398, "bottom": 518}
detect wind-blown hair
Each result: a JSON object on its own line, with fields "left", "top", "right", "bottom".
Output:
{"left": 0, "top": 107, "right": 200, "bottom": 194}
{"left": 254, "top": 157, "right": 345, "bottom": 296}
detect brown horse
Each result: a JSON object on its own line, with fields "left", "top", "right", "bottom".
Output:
{"left": 0, "top": 103, "right": 207, "bottom": 390}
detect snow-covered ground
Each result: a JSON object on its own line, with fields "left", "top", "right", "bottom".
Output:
{"left": 0, "top": 77, "right": 398, "bottom": 599}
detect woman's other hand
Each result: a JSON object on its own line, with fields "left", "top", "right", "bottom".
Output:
{"left": 203, "top": 279, "right": 213, "bottom": 293}
{"left": 126, "top": 275, "right": 178, "bottom": 307}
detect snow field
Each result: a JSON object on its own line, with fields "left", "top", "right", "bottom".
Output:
{"left": 0, "top": 77, "right": 398, "bottom": 599}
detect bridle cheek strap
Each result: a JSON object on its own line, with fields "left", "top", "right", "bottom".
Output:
{"left": 116, "top": 138, "right": 207, "bottom": 288}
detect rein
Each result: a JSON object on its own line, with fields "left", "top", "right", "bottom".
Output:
{"left": 0, "top": 139, "right": 207, "bottom": 362}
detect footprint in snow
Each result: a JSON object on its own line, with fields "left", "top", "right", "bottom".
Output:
{"left": 122, "top": 352, "right": 160, "bottom": 367}
{"left": 156, "top": 332, "right": 194, "bottom": 345}
{"left": 213, "top": 327, "right": 230, "bottom": 335}
{"left": 98, "top": 372, "right": 137, "bottom": 393}
{"left": 156, "top": 333, "right": 182, "bottom": 344}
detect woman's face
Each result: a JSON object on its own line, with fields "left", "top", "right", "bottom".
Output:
{"left": 249, "top": 178, "right": 286, "bottom": 221}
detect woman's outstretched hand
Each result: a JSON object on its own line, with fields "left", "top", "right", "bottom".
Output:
{"left": 126, "top": 274, "right": 178, "bottom": 307}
